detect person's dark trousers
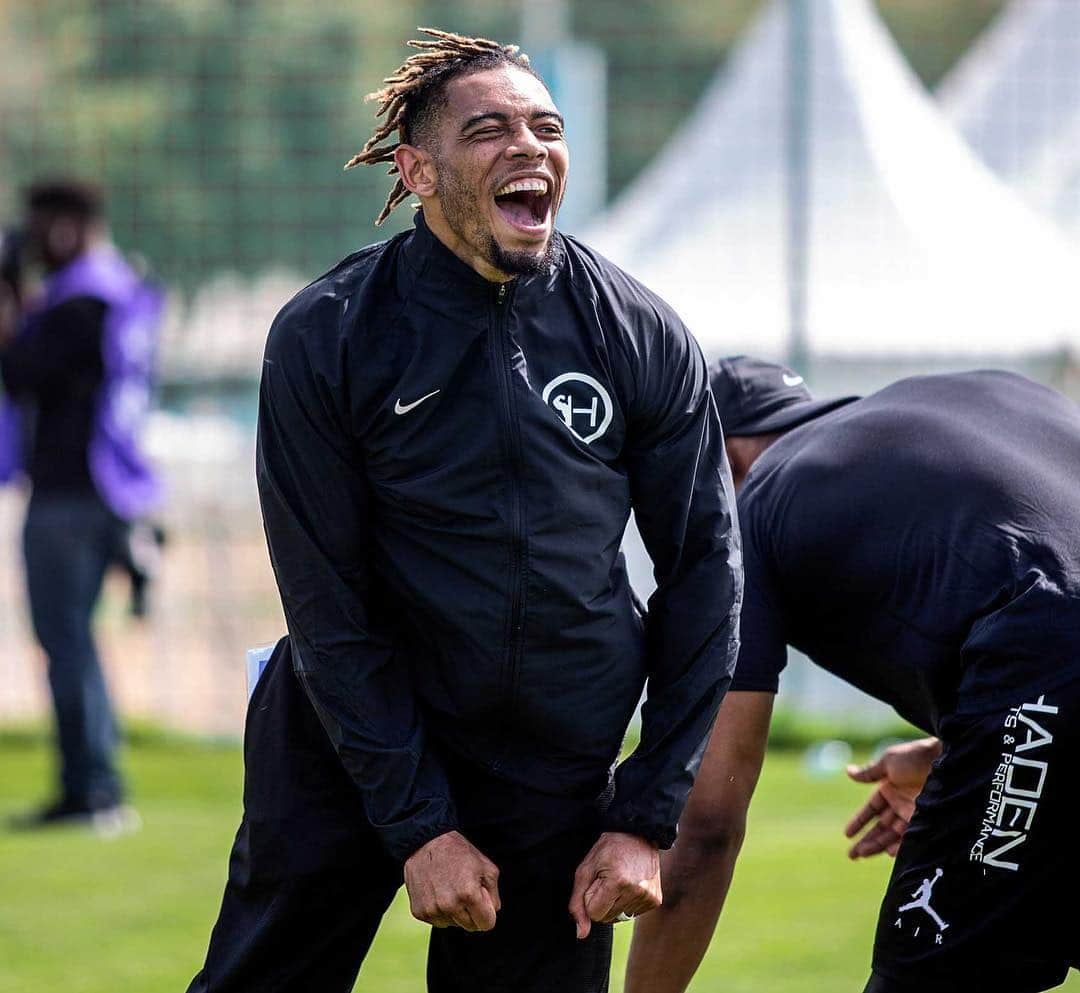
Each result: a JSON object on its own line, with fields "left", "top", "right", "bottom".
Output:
{"left": 23, "top": 491, "right": 127, "bottom": 810}
{"left": 187, "top": 637, "right": 613, "bottom": 993}
{"left": 426, "top": 825, "right": 613, "bottom": 993}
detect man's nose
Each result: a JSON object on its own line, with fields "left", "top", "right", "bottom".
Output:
{"left": 505, "top": 124, "right": 547, "bottom": 159}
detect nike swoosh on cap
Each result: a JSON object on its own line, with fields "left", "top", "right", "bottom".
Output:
{"left": 782, "top": 374, "right": 804, "bottom": 387}
{"left": 394, "top": 389, "right": 441, "bottom": 415}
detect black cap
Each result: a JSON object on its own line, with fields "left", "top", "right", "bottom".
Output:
{"left": 710, "top": 355, "right": 858, "bottom": 437}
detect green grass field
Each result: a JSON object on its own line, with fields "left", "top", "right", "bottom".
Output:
{"left": 0, "top": 733, "right": 1076, "bottom": 993}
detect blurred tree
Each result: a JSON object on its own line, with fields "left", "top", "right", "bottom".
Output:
{"left": 0, "top": 0, "right": 1006, "bottom": 295}
{"left": 0, "top": 0, "right": 422, "bottom": 290}
{"left": 878, "top": 0, "right": 1004, "bottom": 86}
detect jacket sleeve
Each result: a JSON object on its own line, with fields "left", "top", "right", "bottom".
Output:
{"left": 603, "top": 311, "right": 742, "bottom": 849}
{"left": 256, "top": 309, "right": 458, "bottom": 862}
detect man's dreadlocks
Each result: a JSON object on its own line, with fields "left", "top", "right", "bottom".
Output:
{"left": 345, "top": 28, "right": 538, "bottom": 226}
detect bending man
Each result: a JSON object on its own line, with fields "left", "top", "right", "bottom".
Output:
{"left": 626, "top": 356, "right": 1080, "bottom": 993}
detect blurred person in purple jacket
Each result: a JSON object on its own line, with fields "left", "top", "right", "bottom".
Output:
{"left": 0, "top": 180, "right": 163, "bottom": 832}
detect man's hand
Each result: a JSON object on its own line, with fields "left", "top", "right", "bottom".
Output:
{"left": 844, "top": 737, "right": 942, "bottom": 859}
{"left": 569, "top": 831, "right": 661, "bottom": 939}
{"left": 403, "top": 830, "right": 501, "bottom": 932}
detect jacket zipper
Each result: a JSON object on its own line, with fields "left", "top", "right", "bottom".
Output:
{"left": 490, "top": 280, "right": 527, "bottom": 759}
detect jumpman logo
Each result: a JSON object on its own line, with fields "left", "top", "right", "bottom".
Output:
{"left": 898, "top": 868, "right": 949, "bottom": 932}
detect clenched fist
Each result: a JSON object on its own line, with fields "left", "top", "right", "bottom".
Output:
{"left": 568, "top": 831, "right": 661, "bottom": 939}
{"left": 404, "top": 831, "right": 502, "bottom": 932}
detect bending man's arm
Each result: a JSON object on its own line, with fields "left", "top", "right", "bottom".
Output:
{"left": 257, "top": 308, "right": 458, "bottom": 864}
{"left": 625, "top": 690, "right": 774, "bottom": 993}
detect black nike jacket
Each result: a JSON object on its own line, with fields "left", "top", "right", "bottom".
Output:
{"left": 256, "top": 212, "right": 742, "bottom": 861}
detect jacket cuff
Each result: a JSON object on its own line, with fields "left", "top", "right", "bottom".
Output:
{"left": 378, "top": 806, "right": 460, "bottom": 863}
{"left": 600, "top": 808, "right": 677, "bottom": 850}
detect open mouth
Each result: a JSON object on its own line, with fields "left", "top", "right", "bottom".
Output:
{"left": 493, "top": 178, "right": 553, "bottom": 234}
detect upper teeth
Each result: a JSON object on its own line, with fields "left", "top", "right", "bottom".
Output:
{"left": 495, "top": 179, "right": 548, "bottom": 196}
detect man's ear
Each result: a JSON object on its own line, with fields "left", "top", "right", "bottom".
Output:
{"left": 395, "top": 144, "right": 438, "bottom": 198}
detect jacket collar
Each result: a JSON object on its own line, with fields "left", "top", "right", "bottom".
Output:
{"left": 400, "top": 209, "right": 564, "bottom": 308}
{"left": 402, "top": 209, "right": 499, "bottom": 300}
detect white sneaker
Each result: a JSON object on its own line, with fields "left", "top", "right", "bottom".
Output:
{"left": 91, "top": 804, "right": 143, "bottom": 839}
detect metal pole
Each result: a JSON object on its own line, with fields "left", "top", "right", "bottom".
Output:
{"left": 785, "top": 0, "right": 812, "bottom": 373}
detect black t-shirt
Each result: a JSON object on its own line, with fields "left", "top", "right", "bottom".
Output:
{"left": 732, "top": 371, "right": 1080, "bottom": 733}
{"left": 0, "top": 295, "right": 107, "bottom": 494}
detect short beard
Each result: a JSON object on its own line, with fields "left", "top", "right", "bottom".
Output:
{"left": 434, "top": 153, "right": 556, "bottom": 278}
{"left": 488, "top": 236, "right": 555, "bottom": 277}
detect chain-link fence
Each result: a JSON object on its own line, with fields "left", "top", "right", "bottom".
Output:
{"left": 4, "top": 0, "right": 1079, "bottom": 735}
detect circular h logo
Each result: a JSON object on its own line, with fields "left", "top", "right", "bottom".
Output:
{"left": 542, "top": 372, "right": 613, "bottom": 444}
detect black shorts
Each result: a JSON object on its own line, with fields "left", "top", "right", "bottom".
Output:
{"left": 866, "top": 683, "right": 1080, "bottom": 993}
{"left": 186, "top": 638, "right": 613, "bottom": 993}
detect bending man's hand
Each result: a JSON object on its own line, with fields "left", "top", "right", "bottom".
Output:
{"left": 844, "top": 737, "right": 942, "bottom": 859}
{"left": 569, "top": 831, "right": 661, "bottom": 939}
{"left": 403, "top": 830, "right": 501, "bottom": 931}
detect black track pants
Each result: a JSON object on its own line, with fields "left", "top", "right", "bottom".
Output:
{"left": 186, "top": 639, "right": 613, "bottom": 993}
{"left": 864, "top": 686, "right": 1080, "bottom": 993}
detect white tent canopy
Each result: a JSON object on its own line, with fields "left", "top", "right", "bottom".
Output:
{"left": 938, "top": 0, "right": 1080, "bottom": 243}
{"left": 585, "top": 0, "right": 1080, "bottom": 359}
